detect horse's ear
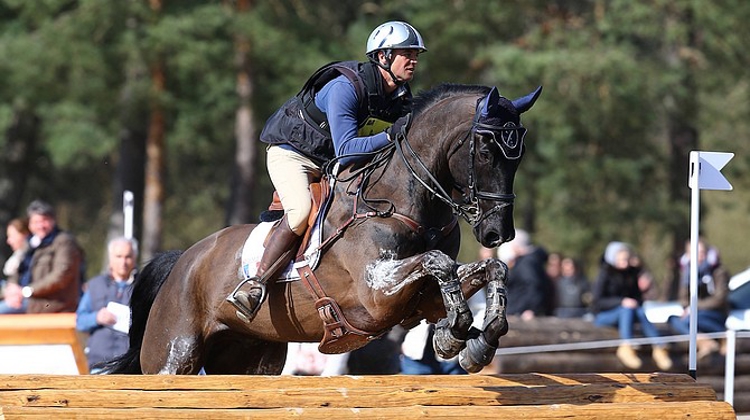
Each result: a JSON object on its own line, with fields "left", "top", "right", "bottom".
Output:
{"left": 481, "top": 86, "right": 501, "bottom": 118}
{"left": 512, "top": 85, "right": 543, "bottom": 114}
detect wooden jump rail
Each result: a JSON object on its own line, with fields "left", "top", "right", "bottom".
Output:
{"left": 0, "top": 373, "right": 736, "bottom": 419}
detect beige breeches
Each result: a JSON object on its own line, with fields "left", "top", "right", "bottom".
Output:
{"left": 266, "top": 145, "right": 322, "bottom": 235}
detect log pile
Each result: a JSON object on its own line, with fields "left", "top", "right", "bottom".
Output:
{"left": 0, "top": 373, "right": 735, "bottom": 419}
{"left": 495, "top": 316, "right": 748, "bottom": 413}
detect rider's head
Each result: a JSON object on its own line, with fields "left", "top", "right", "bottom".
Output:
{"left": 366, "top": 21, "right": 426, "bottom": 86}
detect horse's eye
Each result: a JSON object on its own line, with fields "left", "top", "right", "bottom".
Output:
{"left": 477, "top": 138, "right": 493, "bottom": 162}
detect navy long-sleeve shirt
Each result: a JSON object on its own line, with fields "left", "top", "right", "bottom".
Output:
{"left": 314, "top": 75, "right": 390, "bottom": 166}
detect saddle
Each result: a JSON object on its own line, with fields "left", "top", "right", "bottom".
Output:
{"left": 263, "top": 178, "right": 383, "bottom": 354}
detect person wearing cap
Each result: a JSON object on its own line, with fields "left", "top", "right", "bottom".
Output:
{"left": 4, "top": 199, "right": 84, "bottom": 313}
{"left": 228, "top": 21, "right": 427, "bottom": 321}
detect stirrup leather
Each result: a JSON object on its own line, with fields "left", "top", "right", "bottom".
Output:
{"left": 226, "top": 277, "right": 267, "bottom": 323}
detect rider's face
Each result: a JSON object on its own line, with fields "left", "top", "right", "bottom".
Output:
{"left": 382, "top": 49, "right": 420, "bottom": 84}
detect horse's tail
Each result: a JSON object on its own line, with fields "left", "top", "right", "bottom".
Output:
{"left": 98, "top": 250, "right": 183, "bottom": 374}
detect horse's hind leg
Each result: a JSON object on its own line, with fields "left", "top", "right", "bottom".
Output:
{"left": 141, "top": 332, "right": 205, "bottom": 374}
{"left": 455, "top": 257, "right": 509, "bottom": 373}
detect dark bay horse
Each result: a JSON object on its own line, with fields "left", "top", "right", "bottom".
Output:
{"left": 103, "top": 83, "right": 541, "bottom": 375}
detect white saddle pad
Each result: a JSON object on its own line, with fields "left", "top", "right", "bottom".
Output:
{"left": 240, "top": 217, "right": 323, "bottom": 283}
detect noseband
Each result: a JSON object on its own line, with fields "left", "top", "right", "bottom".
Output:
{"left": 394, "top": 97, "right": 526, "bottom": 227}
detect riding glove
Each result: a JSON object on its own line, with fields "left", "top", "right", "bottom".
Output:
{"left": 387, "top": 113, "right": 412, "bottom": 141}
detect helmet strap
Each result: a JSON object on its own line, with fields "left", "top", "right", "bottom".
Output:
{"left": 369, "top": 49, "right": 406, "bottom": 86}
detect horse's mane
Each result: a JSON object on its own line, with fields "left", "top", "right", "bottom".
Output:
{"left": 411, "top": 83, "right": 491, "bottom": 117}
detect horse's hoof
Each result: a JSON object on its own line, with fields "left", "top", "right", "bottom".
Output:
{"left": 459, "top": 333, "right": 497, "bottom": 373}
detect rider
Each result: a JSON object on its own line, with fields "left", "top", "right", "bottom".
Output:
{"left": 227, "top": 21, "right": 427, "bottom": 321}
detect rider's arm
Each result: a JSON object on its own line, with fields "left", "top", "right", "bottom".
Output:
{"left": 315, "top": 77, "right": 389, "bottom": 166}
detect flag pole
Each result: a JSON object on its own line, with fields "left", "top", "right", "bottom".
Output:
{"left": 688, "top": 151, "right": 700, "bottom": 379}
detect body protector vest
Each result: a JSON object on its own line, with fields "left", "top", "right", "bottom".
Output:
{"left": 260, "top": 60, "right": 412, "bottom": 164}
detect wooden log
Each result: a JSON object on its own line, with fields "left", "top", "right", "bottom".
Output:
{"left": 500, "top": 317, "right": 619, "bottom": 347}
{"left": 0, "top": 383, "right": 718, "bottom": 409}
{"left": 0, "top": 374, "right": 719, "bottom": 410}
{"left": 0, "top": 372, "right": 695, "bottom": 391}
{"left": 0, "top": 401, "right": 737, "bottom": 420}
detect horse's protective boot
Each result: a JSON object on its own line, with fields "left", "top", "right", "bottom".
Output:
{"left": 227, "top": 215, "right": 301, "bottom": 322}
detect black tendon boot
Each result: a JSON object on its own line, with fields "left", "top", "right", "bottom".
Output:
{"left": 227, "top": 216, "right": 301, "bottom": 322}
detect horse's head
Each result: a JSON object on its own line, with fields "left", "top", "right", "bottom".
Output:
{"left": 451, "top": 85, "right": 542, "bottom": 248}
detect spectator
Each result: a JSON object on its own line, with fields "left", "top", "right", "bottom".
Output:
{"left": 11, "top": 200, "right": 84, "bottom": 313}
{"left": 630, "top": 252, "right": 660, "bottom": 301}
{"left": 668, "top": 239, "right": 729, "bottom": 359}
{"left": 592, "top": 241, "right": 672, "bottom": 370}
{"left": 554, "top": 256, "right": 591, "bottom": 318}
{"left": 546, "top": 252, "right": 563, "bottom": 283}
{"left": 281, "top": 342, "right": 349, "bottom": 376}
{"left": 498, "top": 229, "right": 553, "bottom": 320}
{"left": 0, "top": 218, "right": 31, "bottom": 314}
{"left": 76, "top": 237, "right": 137, "bottom": 372}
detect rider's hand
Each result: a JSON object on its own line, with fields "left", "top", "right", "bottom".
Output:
{"left": 386, "top": 113, "right": 412, "bottom": 141}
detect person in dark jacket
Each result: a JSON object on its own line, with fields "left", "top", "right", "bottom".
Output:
{"left": 228, "top": 21, "right": 427, "bottom": 321}
{"left": 498, "top": 229, "right": 554, "bottom": 320}
{"left": 553, "top": 256, "right": 591, "bottom": 318}
{"left": 592, "top": 241, "right": 672, "bottom": 371}
{"left": 76, "top": 237, "right": 137, "bottom": 372}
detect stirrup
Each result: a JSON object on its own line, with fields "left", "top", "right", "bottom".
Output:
{"left": 226, "top": 277, "right": 267, "bottom": 323}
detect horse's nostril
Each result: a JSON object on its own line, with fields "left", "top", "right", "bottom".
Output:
{"left": 484, "top": 232, "right": 501, "bottom": 247}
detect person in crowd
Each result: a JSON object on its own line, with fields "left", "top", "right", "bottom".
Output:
{"left": 2, "top": 200, "right": 83, "bottom": 314}
{"left": 553, "top": 256, "right": 591, "bottom": 318}
{"left": 546, "top": 251, "right": 563, "bottom": 284}
{"left": 629, "top": 252, "right": 660, "bottom": 301}
{"left": 0, "top": 218, "right": 31, "bottom": 314}
{"left": 668, "top": 239, "right": 729, "bottom": 359}
{"left": 76, "top": 237, "right": 137, "bottom": 372}
{"left": 227, "top": 21, "right": 426, "bottom": 322}
{"left": 281, "top": 342, "right": 350, "bottom": 376}
{"left": 498, "top": 229, "right": 553, "bottom": 320}
{"left": 592, "top": 241, "right": 672, "bottom": 370}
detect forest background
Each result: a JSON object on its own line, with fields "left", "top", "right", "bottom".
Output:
{"left": 1, "top": 0, "right": 748, "bottom": 298}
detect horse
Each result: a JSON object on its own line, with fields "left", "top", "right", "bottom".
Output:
{"left": 102, "top": 83, "right": 542, "bottom": 375}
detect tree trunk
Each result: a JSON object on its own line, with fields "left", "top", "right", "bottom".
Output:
{"left": 226, "top": 0, "right": 259, "bottom": 226}
{"left": 0, "top": 107, "right": 39, "bottom": 261}
{"left": 141, "top": 0, "right": 166, "bottom": 262}
{"left": 664, "top": 5, "right": 699, "bottom": 300}
{"left": 107, "top": 64, "right": 148, "bottom": 265}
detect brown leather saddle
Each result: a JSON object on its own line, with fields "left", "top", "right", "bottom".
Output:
{"left": 264, "top": 179, "right": 384, "bottom": 354}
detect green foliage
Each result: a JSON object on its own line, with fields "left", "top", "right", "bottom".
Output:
{"left": 2, "top": 0, "right": 749, "bottom": 281}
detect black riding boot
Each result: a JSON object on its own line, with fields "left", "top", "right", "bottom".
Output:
{"left": 227, "top": 216, "right": 301, "bottom": 322}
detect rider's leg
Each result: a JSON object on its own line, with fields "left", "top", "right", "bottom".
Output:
{"left": 227, "top": 145, "right": 318, "bottom": 321}
{"left": 229, "top": 214, "right": 301, "bottom": 318}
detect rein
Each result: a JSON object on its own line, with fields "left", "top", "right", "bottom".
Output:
{"left": 324, "top": 93, "right": 523, "bottom": 239}
{"left": 393, "top": 98, "right": 520, "bottom": 228}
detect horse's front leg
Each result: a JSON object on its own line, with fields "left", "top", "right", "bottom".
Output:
{"left": 364, "top": 249, "right": 473, "bottom": 351}
{"left": 453, "top": 257, "right": 509, "bottom": 373}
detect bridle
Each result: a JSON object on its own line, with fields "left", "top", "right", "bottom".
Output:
{"left": 393, "top": 96, "right": 526, "bottom": 227}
